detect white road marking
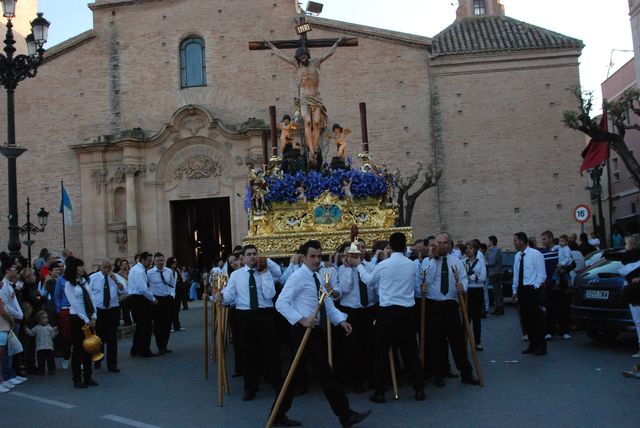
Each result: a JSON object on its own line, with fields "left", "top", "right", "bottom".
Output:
{"left": 102, "top": 415, "right": 161, "bottom": 428}
{"left": 9, "top": 391, "right": 75, "bottom": 409}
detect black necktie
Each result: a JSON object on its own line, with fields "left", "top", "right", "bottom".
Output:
{"left": 80, "top": 281, "right": 95, "bottom": 318}
{"left": 248, "top": 269, "right": 259, "bottom": 311}
{"left": 313, "top": 273, "right": 327, "bottom": 330}
{"left": 441, "top": 256, "right": 449, "bottom": 295}
{"left": 518, "top": 252, "right": 525, "bottom": 287}
{"left": 103, "top": 275, "right": 110, "bottom": 308}
{"left": 357, "top": 271, "right": 369, "bottom": 307}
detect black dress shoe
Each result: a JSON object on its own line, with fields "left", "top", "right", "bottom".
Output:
{"left": 84, "top": 378, "right": 99, "bottom": 386}
{"left": 108, "top": 366, "right": 121, "bottom": 373}
{"left": 140, "top": 352, "right": 157, "bottom": 358}
{"left": 369, "top": 393, "right": 386, "bottom": 404}
{"left": 242, "top": 390, "right": 256, "bottom": 401}
{"left": 461, "top": 376, "right": 480, "bottom": 385}
{"left": 446, "top": 372, "right": 459, "bottom": 378}
{"left": 352, "top": 384, "right": 365, "bottom": 394}
{"left": 533, "top": 349, "right": 547, "bottom": 356}
{"left": 272, "top": 415, "right": 302, "bottom": 427}
{"left": 341, "top": 410, "right": 372, "bottom": 428}
{"left": 414, "top": 390, "right": 426, "bottom": 401}
{"left": 434, "top": 377, "right": 445, "bottom": 387}
{"left": 74, "top": 380, "right": 87, "bottom": 389}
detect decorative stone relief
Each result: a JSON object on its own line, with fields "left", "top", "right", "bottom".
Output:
{"left": 115, "top": 230, "right": 127, "bottom": 252}
{"left": 174, "top": 155, "right": 222, "bottom": 180}
{"left": 180, "top": 113, "right": 208, "bottom": 136}
{"left": 91, "top": 168, "right": 108, "bottom": 194}
{"left": 113, "top": 164, "right": 146, "bottom": 183}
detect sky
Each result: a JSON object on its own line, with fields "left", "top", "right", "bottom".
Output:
{"left": 38, "top": 0, "right": 634, "bottom": 110}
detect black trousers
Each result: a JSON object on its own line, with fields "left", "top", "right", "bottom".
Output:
{"left": 467, "top": 288, "right": 484, "bottom": 345}
{"left": 374, "top": 305, "right": 425, "bottom": 395}
{"left": 342, "top": 305, "right": 376, "bottom": 388}
{"left": 275, "top": 325, "right": 351, "bottom": 421}
{"left": 130, "top": 295, "right": 153, "bottom": 355}
{"left": 153, "top": 295, "right": 174, "bottom": 352}
{"left": 70, "top": 315, "right": 92, "bottom": 382}
{"left": 172, "top": 285, "right": 185, "bottom": 330}
{"left": 120, "top": 297, "right": 133, "bottom": 326}
{"left": 96, "top": 307, "right": 120, "bottom": 368}
{"left": 426, "top": 299, "right": 473, "bottom": 379}
{"left": 548, "top": 289, "right": 572, "bottom": 335}
{"left": 36, "top": 349, "right": 55, "bottom": 373}
{"left": 236, "top": 308, "right": 282, "bottom": 392}
{"left": 518, "top": 285, "right": 546, "bottom": 352}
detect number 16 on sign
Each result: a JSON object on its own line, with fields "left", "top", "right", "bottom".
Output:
{"left": 574, "top": 204, "right": 591, "bottom": 234}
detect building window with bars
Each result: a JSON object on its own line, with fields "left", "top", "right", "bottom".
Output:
{"left": 473, "top": 0, "right": 486, "bottom": 15}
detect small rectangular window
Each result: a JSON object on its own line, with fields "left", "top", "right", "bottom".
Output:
{"left": 473, "top": 0, "right": 486, "bottom": 15}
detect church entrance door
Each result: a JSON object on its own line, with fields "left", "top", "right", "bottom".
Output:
{"left": 170, "top": 197, "right": 232, "bottom": 274}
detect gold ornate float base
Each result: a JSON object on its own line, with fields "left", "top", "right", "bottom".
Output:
{"left": 243, "top": 191, "right": 412, "bottom": 258}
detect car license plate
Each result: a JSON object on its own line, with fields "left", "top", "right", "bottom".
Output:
{"left": 584, "top": 289, "right": 609, "bottom": 300}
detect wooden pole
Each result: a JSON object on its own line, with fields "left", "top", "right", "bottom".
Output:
{"left": 210, "top": 299, "right": 216, "bottom": 360}
{"left": 269, "top": 106, "right": 278, "bottom": 157}
{"left": 359, "top": 102, "right": 369, "bottom": 153}
{"left": 261, "top": 130, "right": 269, "bottom": 170}
{"left": 203, "top": 293, "right": 209, "bottom": 380}
{"left": 217, "top": 302, "right": 224, "bottom": 406}
{"left": 388, "top": 349, "right": 399, "bottom": 400}
{"left": 326, "top": 317, "right": 333, "bottom": 369}
{"left": 248, "top": 37, "right": 359, "bottom": 50}
{"left": 457, "top": 289, "right": 485, "bottom": 387}
{"left": 266, "top": 294, "right": 328, "bottom": 428}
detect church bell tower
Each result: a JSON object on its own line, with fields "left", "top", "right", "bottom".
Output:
{"left": 456, "top": 0, "right": 505, "bottom": 20}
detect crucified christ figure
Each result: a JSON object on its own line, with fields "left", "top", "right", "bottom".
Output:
{"left": 265, "top": 36, "right": 346, "bottom": 163}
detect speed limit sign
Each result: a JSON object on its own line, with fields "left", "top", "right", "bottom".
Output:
{"left": 574, "top": 205, "right": 591, "bottom": 223}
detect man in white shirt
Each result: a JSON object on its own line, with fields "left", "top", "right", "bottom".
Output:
{"left": 273, "top": 240, "right": 370, "bottom": 428}
{"left": 512, "top": 232, "right": 547, "bottom": 355}
{"left": 216, "top": 245, "right": 281, "bottom": 402}
{"left": 358, "top": 232, "right": 426, "bottom": 403}
{"left": 128, "top": 252, "right": 157, "bottom": 358}
{"left": 147, "top": 252, "right": 176, "bottom": 355}
{"left": 422, "top": 232, "right": 479, "bottom": 387}
{"left": 89, "top": 260, "right": 127, "bottom": 372}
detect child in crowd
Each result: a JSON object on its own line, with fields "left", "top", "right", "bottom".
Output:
{"left": 556, "top": 234, "right": 575, "bottom": 287}
{"left": 24, "top": 310, "right": 58, "bottom": 375}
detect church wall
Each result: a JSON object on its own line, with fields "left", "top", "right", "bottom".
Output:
{"left": 432, "top": 50, "right": 587, "bottom": 246}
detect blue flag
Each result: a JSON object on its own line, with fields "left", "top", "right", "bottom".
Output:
{"left": 59, "top": 185, "right": 73, "bottom": 225}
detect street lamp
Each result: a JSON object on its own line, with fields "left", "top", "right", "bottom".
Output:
{"left": 0, "top": 1, "right": 50, "bottom": 259}
{"left": 19, "top": 196, "right": 48, "bottom": 266}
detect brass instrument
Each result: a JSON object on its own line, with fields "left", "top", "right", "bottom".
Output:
{"left": 81, "top": 324, "right": 104, "bottom": 362}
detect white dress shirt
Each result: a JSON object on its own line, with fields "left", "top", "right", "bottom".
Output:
{"left": 0, "top": 278, "right": 24, "bottom": 320}
{"left": 357, "top": 252, "right": 419, "bottom": 308}
{"left": 276, "top": 264, "right": 347, "bottom": 326}
{"left": 88, "top": 271, "right": 127, "bottom": 309}
{"left": 462, "top": 257, "right": 487, "bottom": 288}
{"left": 512, "top": 247, "right": 547, "bottom": 294}
{"left": 147, "top": 267, "right": 176, "bottom": 297}
{"left": 222, "top": 265, "right": 276, "bottom": 310}
{"left": 336, "top": 264, "right": 377, "bottom": 308}
{"left": 64, "top": 279, "right": 97, "bottom": 324}
{"left": 281, "top": 263, "right": 300, "bottom": 285}
{"left": 128, "top": 262, "right": 156, "bottom": 302}
{"left": 266, "top": 258, "right": 283, "bottom": 283}
{"left": 422, "top": 255, "right": 469, "bottom": 302}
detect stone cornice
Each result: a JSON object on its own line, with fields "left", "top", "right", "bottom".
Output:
{"left": 89, "top": 0, "right": 161, "bottom": 11}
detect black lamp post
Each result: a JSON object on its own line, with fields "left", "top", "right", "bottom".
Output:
{"left": 0, "top": 0, "right": 50, "bottom": 259}
{"left": 19, "top": 196, "right": 48, "bottom": 266}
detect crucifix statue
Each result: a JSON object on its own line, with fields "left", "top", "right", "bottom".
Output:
{"left": 249, "top": 17, "right": 358, "bottom": 166}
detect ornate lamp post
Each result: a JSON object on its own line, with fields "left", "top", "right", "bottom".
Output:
{"left": 0, "top": 0, "right": 50, "bottom": 258}
{"left": 19, "top": 196, "right": 48, "bottom": 266}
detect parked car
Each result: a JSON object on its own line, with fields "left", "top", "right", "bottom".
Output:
{"left": 583, "top": 249, "right": 605, "bottom": 268}
{"left": 570, "top": 250, "right": 636, "bottom": 341}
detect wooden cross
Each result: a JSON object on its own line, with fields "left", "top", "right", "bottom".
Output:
{"left": 248, "top": 16, "right": 358, "bottom": 51}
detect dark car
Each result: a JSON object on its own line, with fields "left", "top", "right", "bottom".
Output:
{"left": 570, "top": 252, "right": 636, "bottom": 341}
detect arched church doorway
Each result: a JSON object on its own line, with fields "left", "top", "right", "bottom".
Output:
{"left": 170, "top": 197, "right": 232, "bottom": 273}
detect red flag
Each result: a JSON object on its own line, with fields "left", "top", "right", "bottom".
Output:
{"left": 580, "top": 112, "right": 610, "bottom": 173}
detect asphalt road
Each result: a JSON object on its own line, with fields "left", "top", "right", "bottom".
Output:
{"left": 2, "top": 301, "right": 639, "bottom": 428}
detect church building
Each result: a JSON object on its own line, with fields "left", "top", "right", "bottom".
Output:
{"left": 0, "top": 0, "right": 587, "bottom": 268}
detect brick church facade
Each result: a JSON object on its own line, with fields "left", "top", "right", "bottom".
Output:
{"left": 0, "top": 0, "right": 587, "bottom": 268}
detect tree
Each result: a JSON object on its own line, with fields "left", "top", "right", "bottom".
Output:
{"left": 563, "top": 86, "right": 640, "bottom": 188}
{"left": 395, "top": 162, "right": 442, "bottom": 227}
